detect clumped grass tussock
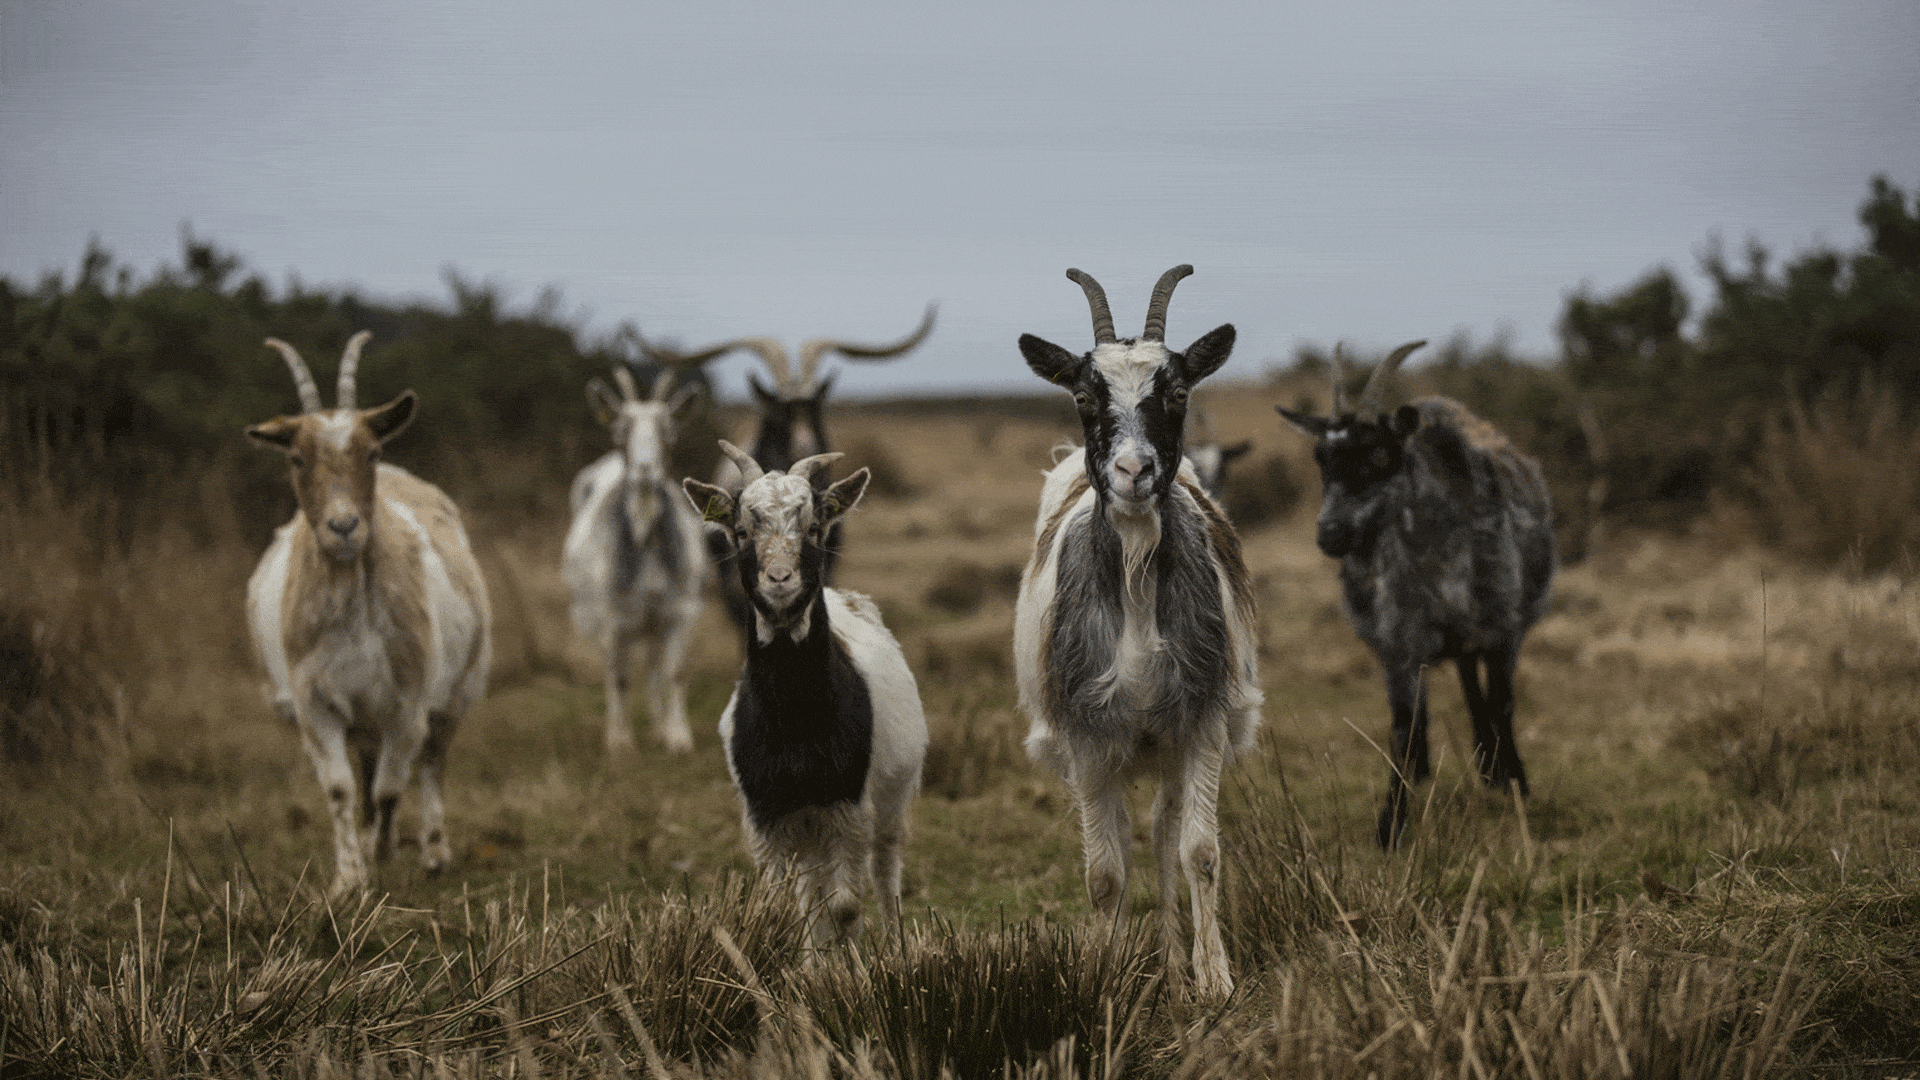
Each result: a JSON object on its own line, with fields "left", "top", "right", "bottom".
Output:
{"left": 1742, "top": 377, "right": 1920, "bottom": 573}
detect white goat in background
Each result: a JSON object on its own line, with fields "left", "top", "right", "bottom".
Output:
{"left": 246, "top": 332, "right": 492, "bottom": 898}
{"left": 563, "top": 367, "right": 710, "bottom": 753}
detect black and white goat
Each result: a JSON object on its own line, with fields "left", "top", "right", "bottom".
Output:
{"left": 683, "top": 443, "right": 926, "bottom": 947}
{"left": 562, "top": 367, "right": 710, "bottom": 753}
{"left": 1276, "top": 343, "right": 1556, "bottom": 848}
{"left": 645, "top": 308, "right": 935, "bottom": 628}
{"left": 246, "top": 333, "right": 492, "bottom": 897}
{"left": 1013, "top": 266, "right": 1262, "bottom": 997}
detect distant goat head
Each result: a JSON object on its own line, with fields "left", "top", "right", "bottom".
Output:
{"left": 1020, "top": 266, "right": 1236, "bottom": 510}
{"left": 247, "top": 332, "right": 415, "bottom": 563}
{"left": 1275, "top": 340, "right": 1427, "bottom": 558}
{"left": 587, "top": 366, "right": 703, "bottom": 531}
{"left": 683, "top": 442, "right": 870, "bottom": 640}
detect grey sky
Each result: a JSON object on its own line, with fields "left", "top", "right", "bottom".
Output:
{"left": 4, "top": 0, "right": 1916, "bottom": 396}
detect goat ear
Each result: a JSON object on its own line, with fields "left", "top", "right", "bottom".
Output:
{"left": 1019, "top": 334, "right": 1084, "bottom": 386}
{"left": 246, "top": 415, "right": 300, "bottom": 450}
{"left": 365, "top": 391, "right": 417, "bottom": 444}
{"left": 1179, "top": 324, "right": 1236, "bottom": 383}
{"left": 1390, "top": 404, "right": 1421, "bottom": 439}
{"left": 747, "top": 373, "right": 781, "bottom": 407}
{"left": 1221, "top": 439, "right": 1254, "bottom": 463}
{"left": 682, "top": 477, "right": 734, "bottom": 525}
{"left": 667, "top": 380, "right": 705, "bottom": 419}
{"left": 586, "top": 378, "right": 624, "bottom": 426}
{"left": 820, "top": 468, "right": 870, "bottom": 524}
{"left": 808, "top": 370, "right": 838, "bottom": 405}
{"left": 1273, "top": 405, "right": 1330, "bottom": 438}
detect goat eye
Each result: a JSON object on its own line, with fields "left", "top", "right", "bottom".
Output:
{"left": 1073, "top": 391, "right": 1094, "bottom": 413}
{"left": 1169, "top": 387, "right": 1189, "bottom": 408}
{"left": 289, "top": 453, "right": 305, "bottom": 468}
{"left": 1371, "top": 447, "right": 1390, "bottom": 469}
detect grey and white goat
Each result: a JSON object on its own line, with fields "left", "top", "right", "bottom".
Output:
{"left": 246, "top": 333, "right": 492, "bottom": 897}
{"left": 1013, "top": 266, "right": 1261, "bottom": 997}
{"left": 1276, "top": 343, "right": 1556, "bottom": 848}
{"left": 563, "top": 367, "right": 710, "bottom": 753}
{"left": 683, "top": 443, "right": 926, "bottom": 948}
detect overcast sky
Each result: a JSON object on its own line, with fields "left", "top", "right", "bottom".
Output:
{"left": 4, "top": 0, "right": 1916, "bottom": 395}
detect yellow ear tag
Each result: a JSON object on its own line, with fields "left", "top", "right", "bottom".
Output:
{"left": 703, "top": 496, "right": 730, "bottom": 524}
{"left": 823, "top": 496, "right": 842, "bottom": 518}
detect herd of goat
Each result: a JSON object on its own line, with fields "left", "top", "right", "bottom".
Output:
{"left": 243, "top": 265, "right": 1556, "bottom": 994}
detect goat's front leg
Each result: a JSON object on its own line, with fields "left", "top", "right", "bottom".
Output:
{"left": 1482, "top": 646, "right": 1529, "bottom": 796}
{"left": 370, "top": 704, "right": 429, "bottom": 864}
{"left": 1179, "top": 730, "right": 1232, "bottom": 997}
{"left": 643, "top": 623, "right": 695, "bottom": 754}
{"left": 1150, "top": 772, "right": 1188, "bottom": 979}
{"left": 416, "top": 709, "right": 458, "bottom": 873}
{"left": 298, "top": 700, "right": 369, "bottom": 898}
{"left": 1377, "top": 662, "right": 1425, "bottom": 849}
{"left": 603, "top": 632, "right": 636, "bottom": 752}
{"left": 1071, "top": 764, "right": 1131, "bottom": 928}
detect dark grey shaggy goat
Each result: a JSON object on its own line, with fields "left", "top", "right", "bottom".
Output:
{"left": 1276, "top": 342, "right": 1555, "bottom": 848}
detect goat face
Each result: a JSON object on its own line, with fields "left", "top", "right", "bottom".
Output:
{"left": 589, "top": 371, "right": 703, "bottom": 532}
{"left": 685, "top": 444, "right": 870, "bottom": 638}
{"left": 248, "top": 395, "right": 417, "bottom": 562}
{"left": 746, "top": 372, "right": 834, "bottom": 472}
{"left": 1020, "top": 267, "right": 1235, "bottom": 512}
{"left": 1277, "top": 404, "right": 1421, "bottom": 559}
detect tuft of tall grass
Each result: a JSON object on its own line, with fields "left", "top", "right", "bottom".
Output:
{"left": 1743, "top": 378, "right": 1920, "bottom": 572}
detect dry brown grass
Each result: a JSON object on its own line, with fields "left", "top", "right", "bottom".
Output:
{"left": 3, "top": 390, "right": 1918, "bottom": 1076}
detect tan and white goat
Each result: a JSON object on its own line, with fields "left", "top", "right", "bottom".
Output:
{"left": 245, "top": 332, "right": 492, "bottom": 898}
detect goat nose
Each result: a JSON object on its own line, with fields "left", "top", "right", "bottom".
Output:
{"left": 1114, "top": 455, "right": 1153, "bottom": 480}
{"left": 764, "top": 564, "right": 794, "bottom": 584}
{"left": 327, "top": 515, "right": 359, "bottom": 538}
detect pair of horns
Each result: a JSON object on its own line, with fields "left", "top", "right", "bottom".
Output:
{"left": 1066, "top": 264, "right": 1193, "bottom": 345}
{"left": 717, "top": 440, "right": 841, "bottom": 488}
{"left": 1329, "top": 339, "right": 1428, "bottom": 417}
{"left": 265, "top": 331, "right": 373, "bottom": 413}
{"left": 608, "top": 365, "right": 677, "bottom": 404}
{"left": 642, "top": 304, "right": 937, "bottom": 399}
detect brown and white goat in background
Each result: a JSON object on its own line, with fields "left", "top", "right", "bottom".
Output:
{"left": 246, "top": 332, "right": 492, "bottom": 898}
{"left": 562, "top": 367, "right": 709, "bottom": 753}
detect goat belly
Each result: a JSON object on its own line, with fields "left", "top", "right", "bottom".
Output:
{"left": 726, "top": 644, "right": 875, "bottom": 832}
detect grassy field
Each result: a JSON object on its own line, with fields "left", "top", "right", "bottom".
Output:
{"left": 2, "top": 383, "right": 1917, "bottom": 1078}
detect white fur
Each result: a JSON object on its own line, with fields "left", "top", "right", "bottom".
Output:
{"left": 1013, "top": 446, "right": 1261, "bottom": 999}
{"left": 562, "top": 434, "right": 711, "bottom": 753}
{"left": 247, "top": 461, "right": 491, "bottom": 897}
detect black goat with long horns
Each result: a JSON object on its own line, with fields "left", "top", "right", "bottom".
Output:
{"left": 1276, "top": 343, "right": 1556, "bottom": 848}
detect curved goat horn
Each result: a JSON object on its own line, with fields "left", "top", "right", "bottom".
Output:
{"left": 265, "top": 338, "right": 323, "bottom": 413}
{"left": 718, "top": 440, "right": 765, "bottom": 487}
{"left": 1142, "top": 264, "right": 1193, "bottom": 342}
{"left": 788, "top": 451, "right": 843, "bottom": 483}
{"left": 648, "top": 368, "right": 675, "bottom": 402}
{"left": 335, "top": 330, "right": 372, "bottom": 411}
{"left": 636, "top": 334, "right": 747, "bottom": 370}
{"left": 611, "top": 366, "right": 640, "bottom": 402}
{"left": 795, "top": 303, "right": 938, "bottom": 392}
{"left": 1065, "top": 269, "right": 1117, "bottom": 344}
{"left": 724, "top": 338, "right": 797, "bottom": 396}
{"left": 1355, "top": 340, "right": 1428, "bottom": 415}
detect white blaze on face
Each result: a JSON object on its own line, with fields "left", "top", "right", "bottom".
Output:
{"left": 617, "top": 401, "right": 673, "bottom": 523}
{"left": 736, "top": 472, "right": 819, "bottom": 637}
{"left": 1092, "top": 341, "right": 1171, "bottom": 502}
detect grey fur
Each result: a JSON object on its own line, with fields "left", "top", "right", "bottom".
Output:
{"left": 1279, "top": 382, "right": 1555, "bottom": 848}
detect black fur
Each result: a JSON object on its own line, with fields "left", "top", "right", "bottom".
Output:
{"left": 726, "top": 591, "right": 874, "bottom": 832}
{"left": 1282, "top": 396, "right": 1555, "bottom": 848}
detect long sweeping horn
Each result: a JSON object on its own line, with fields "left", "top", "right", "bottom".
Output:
{"left": 1065, "top": 269, "right": 1117, "bottom": 344}
{"left": 1142, "top": 264, "right": 1194, "bottom": 342}
{"left": 717, "top": 439, "right": 765, "bottom": 486}
{"left": 611, "top": 366, "right": 640, "bottom": 402}
{"left": 788, "top": 451, "right": 844, "bottom": 483}
{"left": 795, "top": 302, "right": 938, "bottom": 389}
{"left": 1355, "top": 340, "right": 1428, "bottom": 415}
{"left": 721, "top": 338, "right": 798, "bottom": 395}
{"left": 335, "top": 330, "right": 372, "bottom": 410}
{"left": 265, "top": 338, "right": 323, "bottom": 413}
{"left": 635, "top": 333, "right": 749, "bottom": 370}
